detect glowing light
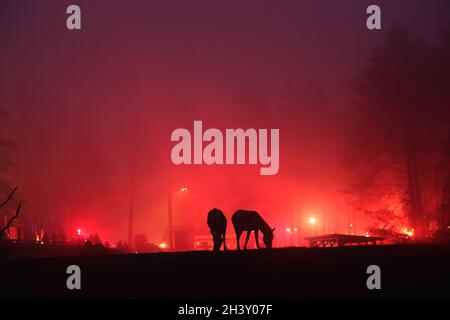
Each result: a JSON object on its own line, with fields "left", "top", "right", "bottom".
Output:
{"left": 294, "top": 227, "right": 298, "bottom": 232}
{"left": 349, "top": 224, "right": 353, "bottom": 228}
{"left": 401, "top": 227, "right": 414, "bottom": 237}
{"left": 309, "top": 217, "right": 317, "bottom": 225}
{"left": 180, "top": 187, "right": 188, "bottom": 192}
{"left": 77, "top": 228, "right": 81, "bottom": 236}
{"left": 286, "top": 227, "right": 291, "bottom": 233}
{"left": 365, "top": 232, "right": 370, "bottom": 237}
{"left": 159, "top": 242, "right": 167, "bottom": 249}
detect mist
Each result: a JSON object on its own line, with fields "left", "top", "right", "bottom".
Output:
{"left": 1, "top": 0, "right": 449, "bottom": 246}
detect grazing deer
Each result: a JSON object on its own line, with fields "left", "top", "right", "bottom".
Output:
{"left": 232, "top": 210, "right": 275, "bottom": 250}
{"left": 207, "top": 208, "right": 227, "bottom": 251}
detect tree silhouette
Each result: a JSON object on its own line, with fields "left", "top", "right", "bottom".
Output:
{"left": 0, "top": 108, "right": 17, "bottom": 197}
{"left": 0, "top": 188, "right": 21, "bottom": 239}
{"left": 343, "top": 25, "right": 450, "bottom": 237}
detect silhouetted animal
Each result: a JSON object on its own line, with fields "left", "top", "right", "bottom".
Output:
{"left": 232, "top": 210, "right": 275, "bottom": 250}
{"left": 207, "top": 208, "right": 227, "bottom": 251}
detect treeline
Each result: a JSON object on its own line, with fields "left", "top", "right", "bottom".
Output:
{"left": 343, "top": 24, "right": 450, "bottom": 238}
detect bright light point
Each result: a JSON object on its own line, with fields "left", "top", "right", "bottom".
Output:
{"left": 349, "top": 224, "right": 353, "bottom": 227}
{"left": 159, "top": 242, "right": 167, "bottom": 249}
{"left": 286, "top": 227, "right": 291, "bottom": 233}
{"left": 401, "top": 227, "right": 414, "bottom": 237}
{"left": 309, "top": 217, "right": 317, "bottom": 225}
{"left": 180, "top": 187, "right": 188, "bottom": 192}
{"left": 365, "top": 232, "right": 370, "bottom": 237}
{"left": 294, "top": 227, "right": 298, "bottom": 232}
{"left": 77, "top": 228, "right": 81, "bottom": 236}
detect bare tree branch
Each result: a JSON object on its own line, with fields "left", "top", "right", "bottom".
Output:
{"left": 0, "top": 188, "right": 21, "bottom": 240}
{"left": 0, "top": 187, "right": 18, "bottom": 209}
{"left": 0, "top": 204, "right": 21, "bottom": 235}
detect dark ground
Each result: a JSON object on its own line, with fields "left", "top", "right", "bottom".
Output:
{"left": 1, "top": 245, "right": 449, "bottom": 299}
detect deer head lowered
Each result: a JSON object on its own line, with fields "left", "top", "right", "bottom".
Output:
{"left": 232, "top": 210, "right": 275, "bottom": 250}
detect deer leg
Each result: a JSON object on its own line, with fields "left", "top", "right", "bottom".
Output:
{"left": 244, "top": 231, "right": 251, "bottom": 250}
{"left": 236, "top": 230, "right": 242, "bottom": 250}
{"left": 216, "top": 234, "right": 223, "bottom": 251}
{"left": 213, "top": 232, "right": 221, "bottom": 251}
{"left": 255, "top": 230, "right": 261, "bottom": 249}
{"left": 210, "top": 230, "right": 216, "bottom": 251}
{"left": 222, "top": 233, "right": 227, "bottom": 251}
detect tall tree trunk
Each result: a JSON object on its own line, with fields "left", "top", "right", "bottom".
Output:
{"left": 406, "top": 143, "right": 424, "bottom": 237}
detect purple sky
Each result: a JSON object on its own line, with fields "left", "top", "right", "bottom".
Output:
{"left": 0, "top": 0, "right": 448, "bottom": 243}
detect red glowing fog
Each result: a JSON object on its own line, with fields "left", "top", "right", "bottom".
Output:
{"left": 1, "top": 0, "right": 449, "bottom": 249}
